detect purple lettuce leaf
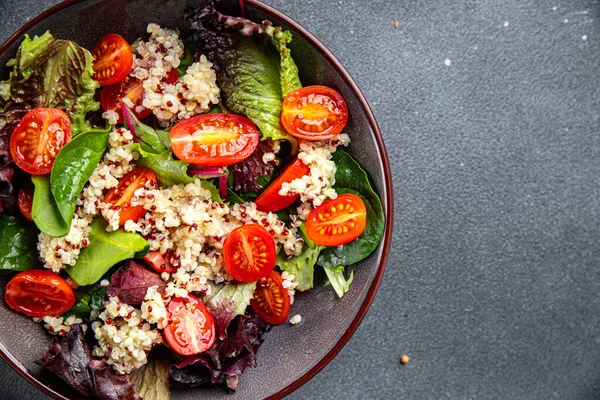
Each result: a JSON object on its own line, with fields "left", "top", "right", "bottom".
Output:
{"left": 89, "top": 359, "right": 141, "bottom": 400}
{"left": 37, "top": 323, "right": 95, "bottom": 396}
{"left": 170, "top": 309, "right": 271, "bottom": 392}
{"left": 107, "top": 260, "right": 166, "bottom": 305}
{"left": 201, "top": 281, "right": 256, "bottom": 340}
{"left": 229, "top": 140, "right": 280, "bottom": 193}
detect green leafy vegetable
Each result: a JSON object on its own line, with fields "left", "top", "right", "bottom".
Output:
{"left": 122, "top": 106, "right": 170, "bottom": 154}
{"left": 88, "top": 286, "right": 108, "bottom": 311}
{"left": 51, "top": 127, "right": 109, "bottom": 226}
{"left": 130, "top": 143, "right": 221, "bottom": 202}
{"left": 263, "top": 26, "right": 302, "bottom": 97}
{"left": 66, "top": 218, "right": 149, "bottom": 286}
{"left": 227, "top": 189, "right": 246, "bottom": 205}
{"left": 131, "top": 352, "right": 170, "bottom": 400}
{"left": 317, "top": 150, "right": 385, "bottom": 268}
{"left": 0, "top": 214, "right": 39, "bottom": 273}
{"left": 31, "top": 175, "right": 70, "bottom": 237}
{"left": 177, "top": 37, "right": 195, "bottom": 77}
{"left": 62, "top": 293, "right": 91, "bottom": 318}
{"left": 188, "top": 6, "right": 302, "bottom": 141}
{"left": 0, "top": 31, "right": 100, "bottom": 136}
{"left": 202, "top": 281, "right": 256, "bottom": 339}
{"left": 276, "top": 245, "right": 322, "bottom": 292}
{"left": 323, "top": 266, "right": 354, "bottom": 298}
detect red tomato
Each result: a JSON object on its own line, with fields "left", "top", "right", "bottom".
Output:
{"left": 254, "top": 158, "right": 310, "bottom": 213}
{"left": 281, "top": 85, "right": 349, "bottom": 141}
{"left": 143, "top": 251, "right": 178, "bottom": 274}
{"left": 18, "top": 187, "right": 34, "bottom": 222}
{"left": 222, "top": 224, "right": 276, "bottom": 282}
{"left": 250, "top": 270, "right": 290, "bottom": 325}
{"left": 100, "top": 77, "right": 152, "bottom": 124}
{"left": 104, "top": 168, "right": 157, "bottom": 225}
{"left": 306, "top": 193, "right": 367, "bottom": 246}
{"left": 164, "top": 295, "right": 215, "bottom": 356}
{"left": 170, "top": 114, "right": 260, "bottom": 166}
{"left": 5, "top": 270, "right": 75, "bottom": 317}
{"left": 90, "top": 34, "right": 133, "bottom": 86}
{"left": 9, "top": 108, "right": 71, "bottom": 175}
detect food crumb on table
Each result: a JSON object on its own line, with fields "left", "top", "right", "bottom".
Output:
{"left": 394, "top": 21, "right": 399, "bottom": 29}
{"left": 290, "top": 314, "right": 302, "bottom": 325}
{"left": 400, "top": 354, "right": 410, "bottom": 364}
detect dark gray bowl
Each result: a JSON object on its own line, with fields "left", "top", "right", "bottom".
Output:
{"left": 0, "top": 0, "right": 393, "bottom": 398}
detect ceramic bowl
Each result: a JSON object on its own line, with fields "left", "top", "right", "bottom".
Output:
{"left": 0, "top": 0, "right": 393, "bottom": 398}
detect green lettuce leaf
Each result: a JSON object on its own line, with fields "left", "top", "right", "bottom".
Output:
{"left": 66, "top": 218, "right": 149, "bottom": 286}
{"left": 323, "top": 266, "right": 354, "bottom": 298}
{"left": 177, "top": 37, "right": 195, "bottom": 77}
{"left": 0, "top": 214, "right": 39, "bottom": 273}
{"left": 276, "top": 245, "right": 321, "bottom": 292}
{"left": 131, "top": 352, "right": 170, "bottom": 400}
{"left": 188, "top": 4, "right": 302, "bottom": 141}
{"left": 317, "top": 150, "right": 385, "bottom": 268}
{"left": 202, "top": 281, "right": 256, "bottom": 340}
{"left": 0, "top": 31, "right": 100, "bottom": 135}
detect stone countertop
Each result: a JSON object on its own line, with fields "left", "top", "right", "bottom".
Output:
{"left": 2, "top": 0, "right": 600, "bottom": 399}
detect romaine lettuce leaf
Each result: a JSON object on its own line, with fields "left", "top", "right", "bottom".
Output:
{"left": 276, "top": 245, "right": 321, "bottom": 292}
{"left": 323, "top": 266, "right": 354, "bottom": 298}
{"left": 187, "top": 2, "right": 302, "bottom": 141}
{"left": 131, "top": 352, "right": 170, "bottom": 400}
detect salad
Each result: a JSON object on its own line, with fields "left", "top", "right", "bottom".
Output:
{"left": 0, "top": 1, "right": 384, "bottom": 398}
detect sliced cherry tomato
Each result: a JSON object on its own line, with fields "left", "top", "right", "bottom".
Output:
{"left": 104, "top": 168, "right": 157, "bottom": 225}
{"left": 18, "top": 187, "right": 34, "bottom": 222}
{"left": 10, "top": 108, "right": 71, "bottom": 175}
{"left": 101, "top": 76, "right": 152, "bottom": 124}
{"left": 250, "top": 270, "right": 290, "bottom": 325}
{"left": 91, "top": 34, "right": 133, "bottom": 86}
{"left": 281, "top": 85, "right": 349, "bottom": 141}
{"left": 164, "top": 295, "right": 215, "bottom": 356}
{"left": 254, "top": 158, "right": 310, "bottom": 212}
{"left": 223, "top": 224, "right": 276, "bottom": 282}
{"left": 170, "top": 114, "right": 260, "bottom": 166}
{"left": 143, "top": 250, "right": 178, "bottom": 274}
{"left": 306, "top": 193, "right": 367, "bottom": 246}
{"left": 5, "top": 270, "right": 75, "bottom": 317}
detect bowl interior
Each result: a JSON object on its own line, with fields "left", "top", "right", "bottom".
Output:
{"left": 0, "top": 1, "right": 391, "bottom": 399}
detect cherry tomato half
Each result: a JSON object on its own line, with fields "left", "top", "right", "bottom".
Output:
{"left": 306, "top": 193, "right": 367, "bottom": 246}
{"left": 101, "top": 77, "right": 152, "bottom": 124}
{"left": 18, "top": 187, "right": 34, "bottom": 222}
{"left": 164, "top": 295, "right": 215, "bottom": 356}
{"left": 281, "top": 85, "right": 349, "bottom": 141}
{"left": 143, "top": 251, "right": 178, "bottom": 274}
{"left": 170, "top": 114, "right": 260, "bottom": 167}
{"left": 104, "top": 168, "right": 157, "bottom": 225}
{"left": 5, "top": 270, "right": 75, "bottom": 317}
{"left": 250, "top": 270, "right": 290, "bottom": 325}
{"left": 10, "top": 108, "right": 71, "bottom": 175}
{"left": 91, "top": 34, "right": 133, "bottom": 86}
{"left": 223, "top": 224, "right": 276, "bottom": 282}
{"left": 254, "top": 158, "right": 310, "bottom": 213}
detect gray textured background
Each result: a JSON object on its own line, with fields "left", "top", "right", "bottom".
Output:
{"left": 2, "top": 0, "right": 600, "bottom": 399}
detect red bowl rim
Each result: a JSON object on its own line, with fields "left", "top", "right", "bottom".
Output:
{"left": 0, "top": 0, "right": 394, "bottom": 399}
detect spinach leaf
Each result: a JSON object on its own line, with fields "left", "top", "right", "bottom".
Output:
{"left": 317, "top": 150, "right": 385, "bottom": 268}
{"left": 276, "top": 245, "right": 322, "bottom": 292}
{"left": 323, "top": 266, "right": 354, "bottom": 298}
{"left": 227, "top": 189, "right": 246, "bottom": 205}
{"left": 66, "top": 218, "right": 149, "bottom": 286}
{"left": 131, "top": 143, "right": 221, "bottom": 202}
{"left": 51, "top": 127, "right": 109, "bottom": 227}
{"left": 31, "top": 175, "right": 70, "bottom": 237}
{"left": 0, "top": 214, "right": 39, "bottom": 273}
